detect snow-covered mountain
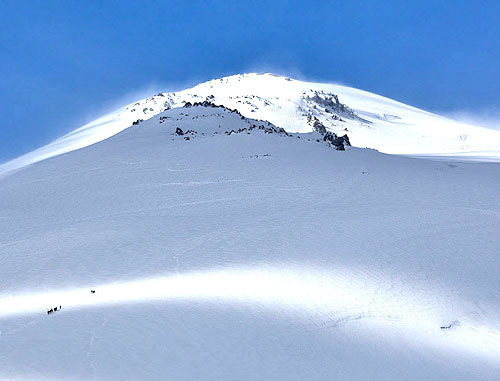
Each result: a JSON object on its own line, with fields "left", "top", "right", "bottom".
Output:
{"left": 2, "top": 73, "right": 500, "bottom": 176}
{"left": 0, "top": 79, "right": 499, "bottom": 379}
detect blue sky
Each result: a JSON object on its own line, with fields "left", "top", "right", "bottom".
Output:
{"left": 1, "top": 0, "right": 499, "bottom": 162}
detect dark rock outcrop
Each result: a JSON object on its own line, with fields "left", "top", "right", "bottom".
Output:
{"left": 305, "top": 90, "right": 371, "bottom": 124}
{"left": 341, "top": 134, "right": 351, "bottom": 146}
{"left": 323, "top": 132, "right": 351, "bottom": 150}
{"left": 311, "top": 117, "right": 327, "bottom": 134}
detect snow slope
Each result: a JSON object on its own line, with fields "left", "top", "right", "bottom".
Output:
{"left": 1, "top": 73, "right": 499, "bottom": 177}
{"left": 0, "top": 105, "right": 499, "bottom": 379}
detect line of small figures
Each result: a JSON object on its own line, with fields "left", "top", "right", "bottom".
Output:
{"left": 47, "top": 289, "right": 96, "bottom": 315}
{"left": 47, "top": 306, "right": 61, "bottom": 315}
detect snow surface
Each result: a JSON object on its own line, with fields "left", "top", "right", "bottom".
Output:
{"left": 2, "top": 73, "right": 500, "bottom": 177}
{"left": 0, "top": 106, "right": 499, "bottom": 379}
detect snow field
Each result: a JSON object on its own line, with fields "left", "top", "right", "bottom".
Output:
{"left": 0, "top": 106, "right": 499, "bottom": 379}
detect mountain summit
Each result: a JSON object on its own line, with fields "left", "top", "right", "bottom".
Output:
{"left": 2, "top": 73, "right": 499, "bottom": 176}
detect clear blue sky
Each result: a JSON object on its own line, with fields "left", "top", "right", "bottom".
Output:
{"left": 1, "top": 0, "right": 499, "bottom": 162}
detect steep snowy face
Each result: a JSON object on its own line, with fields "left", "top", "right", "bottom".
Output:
{"left": 2, "top": 73, "right": 500, "bottom": 176}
